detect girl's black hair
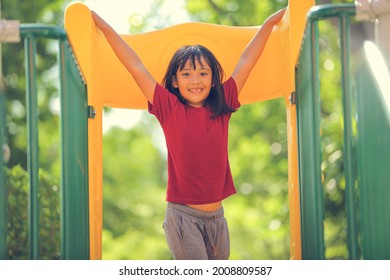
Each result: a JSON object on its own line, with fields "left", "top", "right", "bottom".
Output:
{"left": 162, "top": 45, "right": 236, "bottom": 118}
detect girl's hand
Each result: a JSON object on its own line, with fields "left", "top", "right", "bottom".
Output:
{"left": 231, "top": 7, "right": 287, "bottom": 94}
{"left": 90, "top": 10, "right": 157, "bottom": 104}
{"left": 265, "top": 8, "right": 287, "bottom": 26}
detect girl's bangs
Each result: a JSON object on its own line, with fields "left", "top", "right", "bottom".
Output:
{"left": 178, "top": 47, "right": 211, "bottom": 71}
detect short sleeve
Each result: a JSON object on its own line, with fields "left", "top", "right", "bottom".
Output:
{"left": 148, "top": 83, "right": 179, "bottom": 125}
{"left": 223, "top": 77, "right": 241, "bottom": 110}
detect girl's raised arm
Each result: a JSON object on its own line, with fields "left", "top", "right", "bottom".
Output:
{"left": 231, "top": 8, "right": 286, "bottom": 94}
{"left": 91, "top": 11, "right": 156, "bottom": 104}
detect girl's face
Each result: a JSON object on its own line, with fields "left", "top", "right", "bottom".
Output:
{"left": 172, "top": 56, "right": 213, "bottom": 108}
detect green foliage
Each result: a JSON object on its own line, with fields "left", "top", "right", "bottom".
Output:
{"left": 5, "top": 166, "right": 28, "bottom": 258}
{"left": 5, "top": 165, "right": 60, "bottom": 259}
{"left": 2, "top": 0, "right": 64, "bottom": 178}
{"left": 316, "top": 19, "right": 354, "bottom": 259}
{"left": 102, "top": 119, "right": 171, "bottom": 259}
{"left": 226, "top": 101, "right": 290, "bottom": 259}
{"left": 186, "top": 0, "right": 287, "bottom": 26}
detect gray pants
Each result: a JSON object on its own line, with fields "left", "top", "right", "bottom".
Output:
{"left": 163, "top": 203, "right": 230, "bottom": 260}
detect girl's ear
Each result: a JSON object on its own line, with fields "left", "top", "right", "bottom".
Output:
{"left": 172, "top": 75, "right": 179, "bottom": 88}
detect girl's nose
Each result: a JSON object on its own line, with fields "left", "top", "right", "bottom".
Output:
{"left": 191, "top": 74, "right": 201, "bottom": 83}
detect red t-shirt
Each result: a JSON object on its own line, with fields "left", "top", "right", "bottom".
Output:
{"left": 148, "top": 77, "right": 240, "bottom": 204}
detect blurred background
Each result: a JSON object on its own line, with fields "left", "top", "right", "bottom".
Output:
{"left": 1, "top": 0, "right": 374, "bottom": 259}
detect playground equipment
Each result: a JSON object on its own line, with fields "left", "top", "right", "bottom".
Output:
{"left": 63, "top": 0, "right": 314, "bottom": 260}
{"left": 0, "top": 25, "right": 89, "bottom": 260}
{"left": 1, "top": 0, "right": 389, "bottom": 260}
{"left": 296, "top": 2, "right": 390, "bottom": 259}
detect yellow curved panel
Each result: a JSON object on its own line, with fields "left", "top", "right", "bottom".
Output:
{"left": 65, "top": 1, "right": 312, "bottom": 109}
{"left": 64, "top": 0, "right": 314, "bottom": 260}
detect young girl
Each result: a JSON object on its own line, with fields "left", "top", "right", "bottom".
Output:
{"left": 92, "top": 7, "right": 285, "bottom": 260}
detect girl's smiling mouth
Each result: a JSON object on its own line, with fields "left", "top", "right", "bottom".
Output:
{"left": 188, "top": 88, "right": 203, "bottom": 93}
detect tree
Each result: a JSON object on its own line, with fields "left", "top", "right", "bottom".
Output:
{"left": 2, "top": 0, "right": 69, "bottom": 259}
{"left": 2, "top": 0, "right": 69, "bottom": 174}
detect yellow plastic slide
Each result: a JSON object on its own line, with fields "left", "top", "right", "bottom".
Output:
{"left": 64, "top": 0, "right": 314, "bottom": 259}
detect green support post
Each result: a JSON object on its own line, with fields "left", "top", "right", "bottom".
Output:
{"left": 24, "top": 35, "right": 40, "bottom": 260}
{"left": 339, "top": 14, "right": 359, "bottom": 260}
{"left": 296, "top": 17, "right": 325, "bottom": 260}
{"left": 0, "top": 87, "right": 6, "bottom": 259}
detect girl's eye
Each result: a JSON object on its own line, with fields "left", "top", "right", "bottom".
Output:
{"left": 200, "top": 72, "right": 208, "bottom": 76}
{"left": 181, "top": 73, "right": 190, "bottom": 77}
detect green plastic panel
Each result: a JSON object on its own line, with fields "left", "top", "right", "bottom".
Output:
{"left": 297, "top": 3, "right": 390, "bottom": 260}
{"left": 355, "top": 60, "right": 390, "bottom": 260}
{"left": 296, "top": 4, "right": 357, "bottom": 259}
{"left": 0, "top": 25, "right": 91, "bottom": 259}
{"left": 59, "top": 39, "right": 90, "bottom": 260}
